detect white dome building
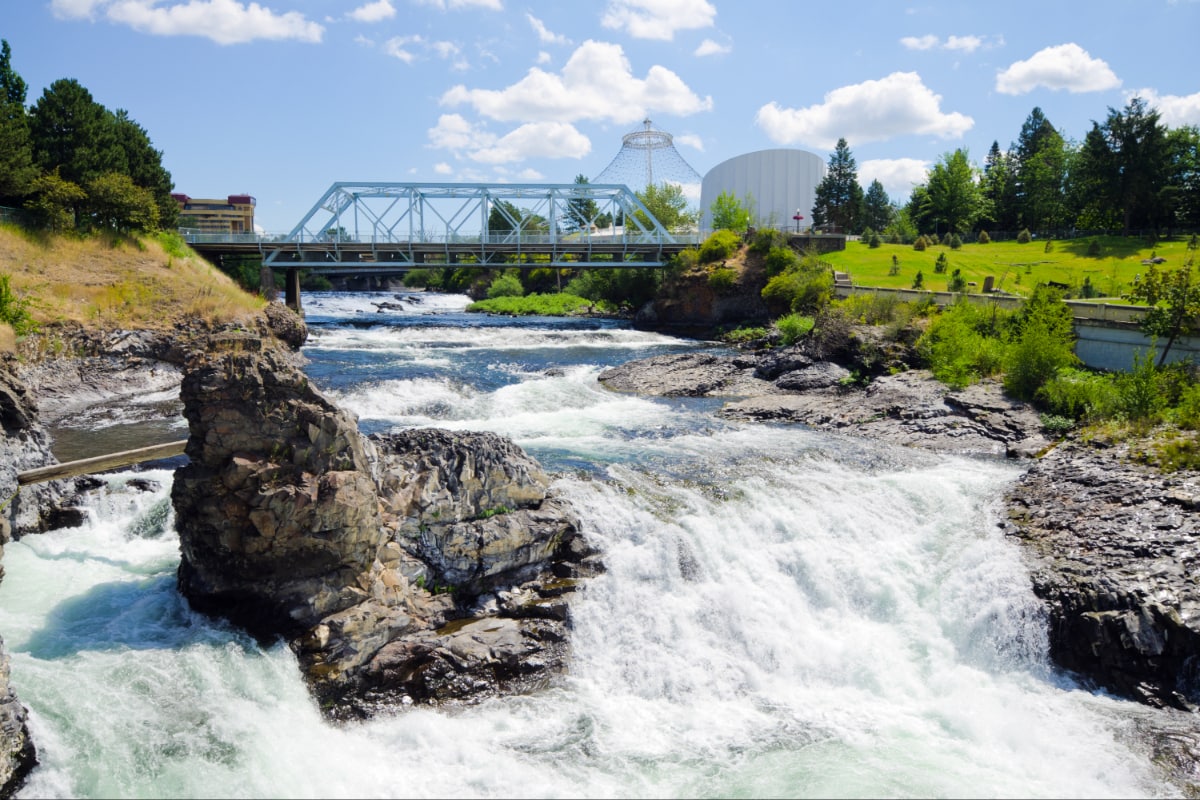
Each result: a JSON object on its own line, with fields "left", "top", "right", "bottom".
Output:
{"left": 699, "top": 148, "right": 825, "bottom": 232}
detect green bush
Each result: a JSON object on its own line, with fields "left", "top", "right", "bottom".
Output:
{"left": 486, "top": 273, "right": 524, "bottom": 298}
{"left": 1003, "top": 320, "right": 1079, "bottom": 401}
{"left": 763, "top": 246, "right": 800, "bottom": 277}
{"left": 948, "top": 268, "right": 966, "bottom": 293}
{"left": 720, "top": 325, "right": 768, "bottom": 344}
{"left": 698, "top": 229, "right": 741, "bottom": 264}
{"left": 1115, "top": 351, "right": 1166, "bottom": 422}
{"left": 0, "top": 274, "right": 36, "bottom": 335}
{"left": 1017, "top": 228, "right": 1032, "bottom": 244}
{"left": 934, "top": 253, "right": 948, "bottom": 274}
{"left": 1086, "top": 239, "right": 1102, "bottom": 257}
{"left": 911, "top": 270, "right": 924, "bottom": 289}
{"left": 761, "top": 252, "right": 833, "bottom": 313}
{"left": 917, "top": 300, "right": 1007, "bottom": 388}
{"left": 707, "top": 266, "right": 737, "bottom": 293}
{"left": 748, "top": 228, "right": 787, "bottom": 254}
{"left": 467, "top": 292, "right": 592, "bottom": 316}
{"left": 1036, "top": 368, "right": 1120, "bottom": 421}
{"left": 1173, "top": 382, "right": 1200, "bottom": 429}
{"left": 1039, "top": 414, "right": 1075, "bottom": 436}
{"left": 775, "top": 313, "right": 815, "bottom": 346}
{"left": 977, "top": 230, "right": 991, "bottom": 244}
{"left": 913, "top": 236, "right": 927, "bottom": 252}
{"left": 947, "top": 232, "right": 963, "bottom": 250}
{"left": 868, "top": 232, "right": 882, "bottom": 248}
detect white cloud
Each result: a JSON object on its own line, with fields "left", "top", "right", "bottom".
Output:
{"left": 674, "top": 133, "right": 703, "bottom": 151}
{"left": 72, "top": 0, "right": 326, "bottom": 44}
{"left": 349, "top": 0, "right": 395, "bottom": 23}
{"left": 1130, "top": 87, "right": 1200, "bottom": 127}
{"left": 859, "top": 158, "right": 930, "bottom": 202}
{"left": 536, "top": 51, "right": 552, "bottom": 64}
{"left": 385, "top": 35, "right": 421, "bottom": 63}
{"left": 415, "top": 0, "right": 503, "bottom": 10}
{"left": 944, "top": 35, "right": 981, "bottom": 53}
{"left": 694, "top": 38, "right": 730, "bottom": 57}
{"left": 900, "top": 34, "right": 938, "bottom": 51}
{"left": 432, "top": 40, "right": 461, "bottom": 59}
{"left": 83, "top": 0, "right": 324, "bottom": 44}
{"left": 601, "top": 0, "right": 716, "bottom": 40}
{"left": 426, "top": 114, "right": 590, "bottom": 164}
{"left": 995, "top": 43, "right": 1120, "bottom": 95}
{"left": 441, "top": 39, "right": 712, "bottom": 125}
{"left": 434, "top": 162, "right": 454, "bottom": 175}
{"left": 51, "top": 0, "right": 107, "bottom": 18}
{"left": 755, "top": 71, "right": 973, "bottom": 149}
{"left": 516, "top": 168, "right": 545, "bottom": 180}
{"left": 527, "top": 13, "right": 568, "bottom": 45}
{"left": 901, "top": 33, "right": 994, "bottom": 53}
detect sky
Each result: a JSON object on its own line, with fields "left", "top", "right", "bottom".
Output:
{"left": 5, "top": 0, "right": 1200, "bottom": 233}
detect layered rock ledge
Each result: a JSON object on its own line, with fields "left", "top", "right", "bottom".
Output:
{"left": 170, "top": 318, "right": 597, "bottom": 718}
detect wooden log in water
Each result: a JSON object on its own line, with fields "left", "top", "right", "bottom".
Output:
{"left": 16, "top": 439, "right": 189, "bottom": 486}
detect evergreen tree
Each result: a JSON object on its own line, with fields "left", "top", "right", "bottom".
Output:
{"left": 0, "top": 39, "right": 35, "bottom": 205}
{"left": 811, "top": 138, "right": 864, "bottom": 234}
{"left": 1165, "top": 125, "right": 1200, "bottom": 231}
{"left": 565, "top": 173, "right": 598, "bottom": 233}
{"left": 979, "top": 141, "right": 1017, "bottom": 231}
{"left": 861, "top": 179, "right": 893, "bottom": 233}
{"left": 1102, "top": 97, "right": 1170, "bottom": 233}
{"left": 29, "top": 78, "right": 125, "bottom": 187}
{"left": 1013, "top": 108, "right": 1068, "bottom": 232}
{"left": 921, "top": 149, "right": 983, "bottom": 235}
{"left": 1066, "top": 122, "right": 1119, "bottom": 230}
{"left": 112, "top": 109, "right": 176, "bottom": 229}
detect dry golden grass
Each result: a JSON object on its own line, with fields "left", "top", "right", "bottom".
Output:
{"left": 0, "top": 225, "right": 264, "bottom": 337}
{"left": 0, "top": 323, "right": 15, "bottom": 353}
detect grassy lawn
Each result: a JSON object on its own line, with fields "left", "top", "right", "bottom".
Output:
{"left": 466, "top": 292, "right": 597, "bottom": 315}
{"left": 821, "top": 235, "right": 1196, "bottom": 300}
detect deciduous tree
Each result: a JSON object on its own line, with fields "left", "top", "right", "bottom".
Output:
{"left": 1125, "top": 259, "right": 1200, "bottom": 366}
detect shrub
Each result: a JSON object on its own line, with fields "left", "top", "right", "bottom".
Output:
{"left": 868, "top": 232, "right": 882, "bottom": 248}
{"left": 928, "top": 233, "right": 940, "bottom": 246}
{"left": 917, "top": 299, "right": 1008, "bottom": 388}
{"left": 763, "top": 245, "right": 799, "bottom": 277}
{"left": 0, "top": 274, "right": 36, "bottom": 335}
{"left": 947, "top": 268, "right": 966, "bottom": 293}
{"left": 947, "top": 232, "right": 963, "bottom": 250}
{"left": 977, "top": 230, "right": 991, "bottom": 244}
{"left": 911, "top": 270, "right": 924, "bottom": 289}
{"left": 1017, "top": 228, "right": 1032, "bottom": 244}
{"left": 1037, "top": 368, "right": 1120, "bottom": 421}
{"left": 721, "top": 325, "right": 768, "bottom": 344}
{"left": 486, "top": 273, "right": 524, "bottom": 299}
{"left": 860, "top": 227, "right": 875, "bottom": 244}
{"left": 1086, "top": 239, "right": 1102, "bottom": 257}
{"left": 775, "top": 313, "right": 815, "bottom": 345}
{"left": 1115, "top": 351, "right": 1166, "bottom": 423}
{"left": 888, "top": 255, "right": 900, "bottom": 276}
{"left": 761, "top": 252, "right": 833, "bottom": 313}
{"left": 934, "top": 253, "right": 948, "bottom": 274}
{"left": 1044, "top": 239, "right": 1054, "bottom": 253}
{"left": 748, "top": 228, "right": 787, "bottom": 254}
{"left": 698, "top": 229, "right": 741, "bottom": 264}
{"left": 1173, "top": 381, "right": 1200, "bottom": 429}
{"left": 913, "top": 236, "right": 927, "bottom": 252}
{"left": 839, "top": 292, "right": 902, "bottom": 325}
{"left": 1039, "top": 414, "right": 1075, "bottom": 436}
{"left": 1003, "top": 320, "right": 1079, "bottom": 401}
{"left": 707, "top": 266, "right": 737, "bottom": 293}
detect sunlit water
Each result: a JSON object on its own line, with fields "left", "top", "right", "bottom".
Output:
{"left": 0, "top": 290, "right": 1181, "bottom": 797}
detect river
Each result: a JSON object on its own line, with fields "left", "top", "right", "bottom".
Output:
{"left": 0, "top": 291, "right": 1181, "bottom": 797}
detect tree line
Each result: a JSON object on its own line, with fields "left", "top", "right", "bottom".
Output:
{"left": 809, "top": 99, "right": 1200, "bottom": 240}
{"left": 0, "top": 39, "right": 176, "bottom": 234}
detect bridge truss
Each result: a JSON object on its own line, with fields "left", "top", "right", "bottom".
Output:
{"left": 260, "top": 182, "right": 698, "bottom": 272}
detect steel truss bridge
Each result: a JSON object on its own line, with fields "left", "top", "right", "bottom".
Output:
{"left": 185, "top": 181, "right": 700, "bottom": 271}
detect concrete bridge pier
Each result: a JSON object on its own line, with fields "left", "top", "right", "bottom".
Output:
{"left": 285, "top": 268, "right": 302, "bottom": 313}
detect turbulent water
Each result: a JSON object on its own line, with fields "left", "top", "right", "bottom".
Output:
{"left": 0, "top": 291, "right": 1182, "bottom": 797}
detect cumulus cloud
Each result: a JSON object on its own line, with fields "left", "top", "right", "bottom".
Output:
{"left": 674, "top": 133, "right": 704, "bottom": 151}
{"left": 426, "top": 114, "right": 590, "bottom": 164}
{"left": 694, "top": 38, "right": 730, "bottom": 57}
{"left": 859, "top": 158, "right": 930, "bottom": 202}
{"left": 349, "top": 0, "right": 395, "bottom": 23}
{"left": 755, "top": 71, "right": 972, "bottom": 149}
{"left": 434, "top": 162, "right": 454, "bottom": 175}
{"left": 943, "top": 35, "right": 981, "bottom": 52}
{"left": 996, "top": 43, "right": 1120, "bottom": 95}
{"left": 384, "top": 34, "right": 462, "bottom": 64}
{"left": 385, "top": 35, "right": 422, "bottom": 63}
{"left": 601, "top": 0, "right": 716, "bottom": 40}
{"left": 527, "top": 13, "right": 568, "bottom": 44}
{"left": 1130, "top": 87, "right": 1200, "bottom": 127}
{"left": 56, "top": 0, "right": 324, "bottom": 44}
{"left": 440, "top": 39, "right": 712, "bottom": 125}
{"left": 900, "top": 34, "right": 938, "bottom": 51}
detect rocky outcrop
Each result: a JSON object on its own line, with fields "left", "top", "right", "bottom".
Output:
{"left": 599, "top": 347, "right": 1051, "bottom": 458}
{"left": 170, "top": 323, "right": 596, "bottom": 718}
{"left": 0, "top": 359, "right": 39, "bottom": 797}
{"left": 1003, "top": 437, "right": 1200, "bottom": 710}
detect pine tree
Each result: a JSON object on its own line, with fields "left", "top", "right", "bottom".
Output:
{"left": 812, "top": 138, "right": 864, "bottom": 234}
{"left": 0, "top": 40, "right": 35, "bottom": 204}
{"left": 862, "top": 179, "right": 893, "bottom": 233}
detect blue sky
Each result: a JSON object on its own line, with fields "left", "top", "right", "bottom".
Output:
{"left": 6, "top": 0, "right": 1200, "bottom": 233}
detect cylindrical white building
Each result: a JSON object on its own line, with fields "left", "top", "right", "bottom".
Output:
{"left": 699, "top": 148, "right": 825, "bottom": 232}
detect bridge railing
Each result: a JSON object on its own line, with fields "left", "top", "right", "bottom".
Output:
{"left": 183, "top": 230, "right": 704, "bottom": 247}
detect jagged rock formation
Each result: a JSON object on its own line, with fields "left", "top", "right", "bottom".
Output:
{"left": 1004, "top": 437, "right": 1200, "bottom": 710}
{"left": 0, "top": 358, "right": 40, "bottom": 797}
{"left": 170, "top": 321, "right": 596, "bottom": 717}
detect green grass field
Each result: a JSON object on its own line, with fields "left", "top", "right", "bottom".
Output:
{"left": 821, "top": 235, "right": 1196, "bottom": 300}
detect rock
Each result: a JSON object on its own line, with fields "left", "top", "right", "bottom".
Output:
{"left": 260, "top": 301, "right": 308, "bottom": 351}
{"left": 1003, "top": 438, "right": 1200, "bottom": 710}
{"left": 170, "top": 322, "right": 593, "bottom": 717}
{"left": 598, "top": 352, "right": 774, "bottom": 398}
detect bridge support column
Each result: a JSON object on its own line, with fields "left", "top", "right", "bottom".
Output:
{"left": 259, "top": 266, "right": 278, "bottom": 301}
{"left": 285, "top": 268, "right": 302, "bottom": 314}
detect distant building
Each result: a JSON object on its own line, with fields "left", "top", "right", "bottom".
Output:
{"left": 699, "top": 149, "right": 824, "bottom": 232}
{"left": 173, "top": 193, "right": 256, "bottom": 234}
